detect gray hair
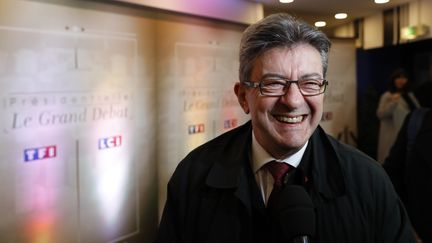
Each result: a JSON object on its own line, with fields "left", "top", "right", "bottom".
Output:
{"left": 239, "top": 13, "right": 331, "bottom": 82}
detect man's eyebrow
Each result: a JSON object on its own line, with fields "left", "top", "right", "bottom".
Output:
{"left": 299, "top": 73, "right": 323, "bottom": 79}
{"left": 260, "top": 73, "right": 323, "bottom": 80}
{"left": 260, "top": 73, "right": 286, "bottom": 79}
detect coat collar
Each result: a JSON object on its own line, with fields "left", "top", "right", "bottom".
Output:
{"left": 308, "top": 126, "right": 346, "bottom": 199}
{"left": 205, "top": 121, "right": 253, "bottom": 189}
{"left": 204, "top": 121, "right": 346, "bottom": 200}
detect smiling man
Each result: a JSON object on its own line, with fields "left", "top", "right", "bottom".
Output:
{"left": 155, "top": 13, "right": 416, "bottom": 243}
{"left": 236, "top": 44, "right": 324, "bottom": 159}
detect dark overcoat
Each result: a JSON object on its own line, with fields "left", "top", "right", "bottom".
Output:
{"left": 384, "top": 110, "right": 432, "bottom": 242}
{"left": 156, "top": 121, "right": 415, "bottom": 243}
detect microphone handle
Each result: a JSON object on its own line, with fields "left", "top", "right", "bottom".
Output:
{"left": 292, "top": 236, "right": 310, "bottom": 243}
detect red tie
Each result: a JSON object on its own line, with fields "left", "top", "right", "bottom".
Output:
{"left": 267, "top": 161, "right": 291, "bottom": 188}
{"left": 266, "top": 161, "right": 292, "bottom": 208}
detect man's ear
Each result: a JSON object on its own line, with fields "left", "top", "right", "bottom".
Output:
{"left": 234, "top": 82, "right": 250, "bottom": 114}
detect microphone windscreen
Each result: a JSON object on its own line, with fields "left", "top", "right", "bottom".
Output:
{"left": 268, "top": 185, "right": 315, "bottom": 240}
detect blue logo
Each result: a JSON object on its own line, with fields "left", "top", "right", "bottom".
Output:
{"left": 24, "top": 145, "right": 57, "bottom": 162}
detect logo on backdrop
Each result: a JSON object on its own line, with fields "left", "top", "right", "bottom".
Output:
{"left": 322, "top": 111, "right": 333, "bottom": 121}
{"left": 98, "top": 135, "right": 122, "bottom": 149}
{"left": 24, "top": 145, "right": 57, "bottom": 162}
{"left": 224, "top": 118, "right": 237, "bottom": 129}
{"left": 188, "top": 123, "right": 205, "bottom": 134}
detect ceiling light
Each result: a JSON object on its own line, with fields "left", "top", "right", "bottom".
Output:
{"left": 279, "top": 0, "right": 294, "bottom": 3}
{"left": 335, "top": 13, "right": 348, "bottom": 19}
{"left": 314, "top": 21, "right": 326, "bottom": 27}
{"left": 374, "top": 0, "right": 390, "bottom": 4}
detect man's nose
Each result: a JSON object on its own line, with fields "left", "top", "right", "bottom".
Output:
{"left": 279, "top": 82, "right": 304, "bottom": 106}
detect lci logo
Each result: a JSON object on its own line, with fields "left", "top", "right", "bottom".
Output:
{"left": 224, "top": 119, "right": 238, "bottom": 129}
{"left": 188, "top": 124, "right": 205, "bottom": 134}
{"left": 322, "top": 111, "right": 333, "bottom": 121}
{"left": 98, "top": 135, "right": 122, "bottom": 149}
{"left": 24, "top": 145, "right": 57, "bottom": 162}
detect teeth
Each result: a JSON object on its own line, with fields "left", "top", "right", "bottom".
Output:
{"left": 275, "top": 115, "right": 303, "bottom": 123}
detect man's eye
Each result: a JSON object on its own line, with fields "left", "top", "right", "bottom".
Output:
{"left": 263, "top": 80, "right": 285, "bottom": 88}
{"left": 304, "top": 79, "right": 321, "bottom": 84}
{"left": 301, "top": 80, "right": 321, "bottom": 87}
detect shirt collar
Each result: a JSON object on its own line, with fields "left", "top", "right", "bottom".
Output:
{"left": 251, "top": 131, "right": 308, "bottom": 173}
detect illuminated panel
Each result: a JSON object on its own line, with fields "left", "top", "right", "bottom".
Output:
{"left": 0, "top": 25, "right": 137, "bottom": 242}
{"left": 14, "top": 138, "right": 78, "bottom": 243}
{"left": 79, "top": 126, "right": 137, "bottom": 242}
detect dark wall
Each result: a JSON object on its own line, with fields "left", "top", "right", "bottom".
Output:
{"left": 356, "top": 38, "right": 432, "bottom": 159}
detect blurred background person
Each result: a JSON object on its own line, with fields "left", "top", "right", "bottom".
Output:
{"left": 384, "top": 81, "right": 432, "bottom": 243}
{"left": 376, "top": 68, "right": 420, "bottom": 163}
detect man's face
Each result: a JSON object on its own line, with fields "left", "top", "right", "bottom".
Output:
{"left": 235, "top": 44, "right": 324, "bottom": 159}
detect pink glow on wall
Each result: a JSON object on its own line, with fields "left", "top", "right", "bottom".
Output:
{"left": 115, "top": 0, "right": 263, "bottom": 24}
{"left": 24, "top": 212, "right": 56, "bottom": 243}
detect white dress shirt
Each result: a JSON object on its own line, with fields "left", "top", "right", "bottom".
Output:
{"left": 250, "top": 132, "right": 308, "bottom": 205}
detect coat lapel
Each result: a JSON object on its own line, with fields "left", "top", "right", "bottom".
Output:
{"left": 309, "top": 126, "right": 346, "bottom": 199}
{"left": 204, "top": 121, "right": 254, "bottom": 215}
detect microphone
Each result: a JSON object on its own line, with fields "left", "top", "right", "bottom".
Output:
{"left": 268, "top": 185, "right": 315, "bottom": 243}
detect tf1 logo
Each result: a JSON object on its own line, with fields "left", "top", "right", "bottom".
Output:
{"left": 188, "top": 123, "right": 205, "bottom": 134}
{"left": 98, "top": 135, "right": 122, "bottom": 150}
{"left": 24, "top": 145, "right": 57, "bottom": 162}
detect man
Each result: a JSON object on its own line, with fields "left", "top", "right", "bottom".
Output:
{"left": 155, "top": 13, "right": 416, "bottom": 243}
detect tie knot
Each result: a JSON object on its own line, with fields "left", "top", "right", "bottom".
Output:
{"left": 266, "top": 161, "right": 291, "bottom": 187}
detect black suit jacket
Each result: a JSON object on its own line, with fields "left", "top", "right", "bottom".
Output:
{"left": 156, "top": 121, "right": 416, "bottom": 243}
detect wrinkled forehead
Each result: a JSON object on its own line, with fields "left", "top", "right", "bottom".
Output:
{"left": 252, "top": 45, "right": 323, "bottom": 79}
